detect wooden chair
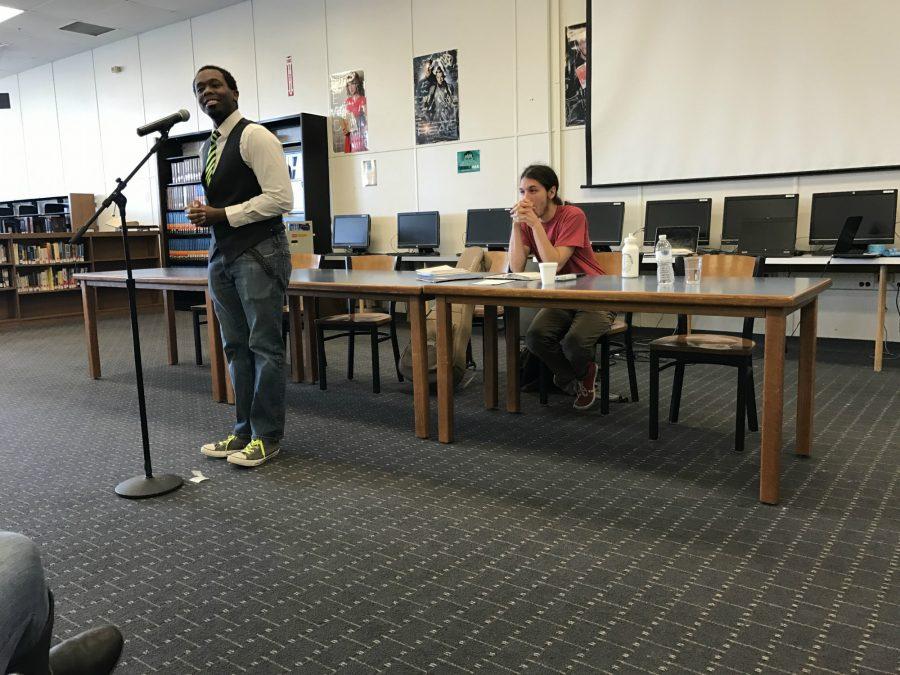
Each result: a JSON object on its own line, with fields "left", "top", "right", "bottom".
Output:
{"left": 535, "top": 251, "right": 640, "bottom": 411}
{"left": 466, "top": 250, "right": 509, "bottom": 368}
{"left": 649, "top": 255, "right": 760, "bottom": 451}
{"left": 315, "top": 254, "right": 402, "bottom": 393}
{"left": 190, "top": 252, "right": 321, "bottom": 366}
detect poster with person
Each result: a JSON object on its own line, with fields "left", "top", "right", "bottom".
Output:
{"left": 330, "top": 69, "right": 368, "bottom": 153}
{"left": 564, "top": 23, "right": 587, "bottom": 127}
{"left": 413, "top": 50, "right": 460, "bottom": 144}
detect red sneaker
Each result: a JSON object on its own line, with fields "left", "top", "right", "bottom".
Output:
{"left": 573, "top": 361, "right": 599, "bottom": 411}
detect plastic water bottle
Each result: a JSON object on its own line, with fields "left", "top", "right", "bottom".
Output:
{"left": 655, "top": 234, "right": 674, "bottom": 286}
{"left": 621, "top": 233, "right": 640, "bottom": 278}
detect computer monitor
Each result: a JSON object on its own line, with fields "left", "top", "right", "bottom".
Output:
{"left": 332, "top": 214, "right": 370, "bottom": 253}
{"left": 737, "top": 217, "right": 798, "bottom": 256}
{"left": 644, "top": 198, "right": 711, "bottom": 246}
{"left": 722, "top": 194, "right": 798, "bottom": 245}
{"left": 809, "top": 190, "right": 897, "bottom": 246}
{"left": 571, "top": 202, "right": 624, "bottom": 250}
{"left": 397, "top": 211, "right": 440, "bottom": 253}
{"left": 465, "top": 208, "right": 512, "bottom": 249}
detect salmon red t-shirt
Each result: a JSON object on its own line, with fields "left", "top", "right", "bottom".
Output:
{"left": 519, "top": 204, "right": 605, "bottom": 275}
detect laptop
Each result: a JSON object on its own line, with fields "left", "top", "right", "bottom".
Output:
{"left": 737, "top": 217, "right": 797, "bottom": 256}
{"left": 832, "top": 216, "right": 878, "bottom": 258}
{"left": 654, "top": 226, "right": 700, "bottom": 256}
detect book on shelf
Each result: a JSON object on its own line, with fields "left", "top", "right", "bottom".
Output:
{"left": 166, "top": 184, "right": 206, "bottom": 210}
{"left": 0, "top": 244, "right": 7, "bottom": 264}
{"left": 170, "top": 156, "right": 202, "bottom": 184}
{"left": 15, "top": 242, "right": 84, "bottom": 264}
{"left": 16, "top": 266, "right": 88, "bottom": 292}
{"left": 168, "top": 235, "right": 210, "bottom": 261}
{"left": 0, "top": 268, "right": 11, "bottom": 288}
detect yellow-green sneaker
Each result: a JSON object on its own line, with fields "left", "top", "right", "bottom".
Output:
{"left": 201, "top": 434, "right": 250, "bottom": 458}
{"left": 227, "top": 439, "right": 280, "bottom": 467}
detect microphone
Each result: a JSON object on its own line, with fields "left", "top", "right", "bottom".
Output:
{"left": 136, "top": 109, "right": 190, "bottom": 137}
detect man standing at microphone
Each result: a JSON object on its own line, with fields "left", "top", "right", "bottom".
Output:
{"left": 187, "top": 65, "right": 293, "bottom": 467}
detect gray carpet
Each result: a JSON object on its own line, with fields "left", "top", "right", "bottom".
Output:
{"left": 1, "top": 311, "right": 897, "bottom": 673}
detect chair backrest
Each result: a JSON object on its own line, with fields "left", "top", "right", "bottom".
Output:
{"left": 348, "top": 254, "right": 397, "bottom": 271}
{"left": 698, "top": 254, "right": 758, "bottom": 278}
{"left": 484, "top": 249, "right": 508, "bottom": 273}
{"left": 678, "top": 255, "right": 760, "bottom": 338}
{"left": 291, "top": 253, "right": 322, "bottom": 270}
{"left": 593, "top": 251, "right": 622, "bottom": 275}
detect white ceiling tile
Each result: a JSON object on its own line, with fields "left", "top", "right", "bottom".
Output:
{"left": 0, "top": 0, "right": 245, "bottom": 75}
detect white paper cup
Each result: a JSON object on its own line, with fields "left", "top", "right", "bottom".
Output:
{"left": 539, "top": 262, "right": 558, "bottom": 285}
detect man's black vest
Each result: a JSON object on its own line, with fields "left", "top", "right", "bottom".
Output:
{"left": 201, "top": 117, "right": 283, "bottom": 263}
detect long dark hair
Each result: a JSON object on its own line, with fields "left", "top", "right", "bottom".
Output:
{"left": 520, "top": 164, "right": 562, "bottom": 205}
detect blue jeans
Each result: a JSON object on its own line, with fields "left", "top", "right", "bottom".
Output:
{"left": 208, "top": 232, "right": 292, "bottom": 443}
{"left": 0, "top": 532, "right": 50, "bottom": 674}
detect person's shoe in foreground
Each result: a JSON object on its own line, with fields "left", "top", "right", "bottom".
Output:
{"left": 200, "top": 434, "right": 250, "bottom": 458}
{"left": 227, "top": 438, "right": 280, "bottom": 467}
{"left": 48, "top": 625, "right": 123, "bottom": 675}
{"left": 573, "top": 361, "right": 599, "bottom": 411}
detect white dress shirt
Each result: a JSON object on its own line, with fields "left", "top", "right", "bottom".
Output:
{"left": 210, "top": 109, "right": 294, "bottom": 228}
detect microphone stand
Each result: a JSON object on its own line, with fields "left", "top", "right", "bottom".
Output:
{"left": 72, "top": 131, "right": 183, "bottom": 499}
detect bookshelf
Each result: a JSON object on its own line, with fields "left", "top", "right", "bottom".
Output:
{"left": 0, "top": 231, "right": 161, "bottom": 325}
{"left": 156, "top": 112, "right": 332, "bottom": 267}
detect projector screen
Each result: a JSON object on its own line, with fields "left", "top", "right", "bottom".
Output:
{"left": 586, "top": 0, "right": 900, "bottom": 187}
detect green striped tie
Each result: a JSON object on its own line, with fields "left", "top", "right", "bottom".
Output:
{"left": 205, "top": 130, "right": 221, "bottom": 183}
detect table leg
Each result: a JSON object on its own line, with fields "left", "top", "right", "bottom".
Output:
{"left": 301, "top": 295, "right": 318, "bottom": 384}
{"left": 163, "top": 290, "right": 178, "bottom": 366}
{"left": 81, "top": 281, "right": 101, "bottom": 379}
{"left": 504, "top": 306, "right": 520, "bottom": 413}
{"left": 436, "top": 297, "right": 454, "bottom": 443}
{"left": 796, "top": 299, "right": 817, "bottom": 457}
{"left": 288, "top": 295, "right": 304, "bottom": 383}
{"left": 483, "top": 305, "right": 498, "bottom": 409}
{"left": 408, "top": 295, "right": 430, "bottom": 439}
{"left": 205, "top": 291, "right": 226, "bottom": 403}
{"left": 761, "top": 311, "right": 786, "bottom": 505}
{"left": 874, "top": 265, "right": 887, "bottom": 373}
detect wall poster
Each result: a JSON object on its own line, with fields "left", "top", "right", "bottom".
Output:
{"left": 330, "top": 69, "right": 368, "bottom": 153}
{"left": 413, "top": 50, "right": 460, "bottom": 145}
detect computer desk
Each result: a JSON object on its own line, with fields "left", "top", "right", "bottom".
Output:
{"left": 641, "top": 254, "right": 899, "bottom": 372}
{"left": 426, "top": 275, "right": 832, "bottom": 505}
{"left": 764, "top": 256, "right": 900, "bottom": 372}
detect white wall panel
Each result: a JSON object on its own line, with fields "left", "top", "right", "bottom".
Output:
{"left": 18, "top": 65, "right": 64, "bottom": 196}
{"left": 139, "top": 20, "right": 200, "bottom": 135}
{"left": 516, "top": 0, "right": 551, "bottom": 136}
{"left": 412, "top": 0, "right": 516, "bottom": 143}
{"left": 0, "top": 75, "right": 29, "bottom": 199}
{"left": 191, "top": 1, "right": 259, "bottom": 131}
{"left": 93, "top": 37, "right": 154, "bottom": 225}
{"left": 417, "top": 137, "right": 518, "bottom": 254}
{"left": 253, "top": 0, "right": 329, "bottom": 120}
{"left": 53, "top": 52, "right": 105, "bottom": 198}
{"left": 328, "top": 150, "right": 417, "bottom": 253}
{"left": 516, "top": 133, "right": 551, "bottom": 175}
{"left": 326, "top": 0, "right": 413, "bottom": 153}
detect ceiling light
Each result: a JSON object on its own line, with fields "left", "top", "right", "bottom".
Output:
{"left": 0, "top": 5, "right": 23, "bottom": 25}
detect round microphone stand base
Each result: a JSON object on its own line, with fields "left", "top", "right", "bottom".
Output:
{"left": 115, "top": 474, "right": 184, "bottom": 499}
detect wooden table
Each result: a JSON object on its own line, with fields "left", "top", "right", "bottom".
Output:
{"left": 75, "top": 267, "right": 434, "bottom": 438}
{"left": 286, "top": 269, "right": 432, "bottom": 438}
{"left": 75, "top": 268, "right": 233, "bottom": 402}
{"left": 426, "top": 275, "right": 832, "bottom": 505}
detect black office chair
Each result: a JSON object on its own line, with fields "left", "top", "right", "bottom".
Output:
{"left": 315, "top": 255, "right": 403, "bottom": 393}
